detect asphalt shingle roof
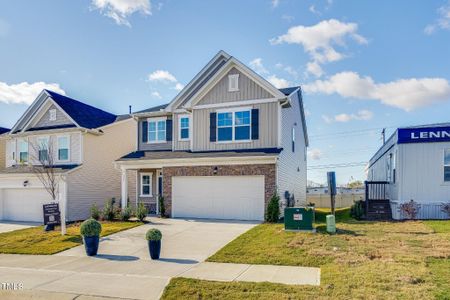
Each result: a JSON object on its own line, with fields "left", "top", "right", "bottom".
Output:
{"left": 134, "top": 103, "right": 169, "bottom": 114}
{"left": 0, "top": 127, "right": 9, "bottom": 135}
{"left": 279, "top": 86, "right": 300, "bottom": 96}
{"left": 45, "top": 90, "right": 119, "bottom": 129}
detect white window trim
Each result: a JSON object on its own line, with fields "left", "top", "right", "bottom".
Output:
{"left": 216, "top": 107, "right": 252, "bottom": 144}
{"left": 57, "top": 135, "right": 70, "bottom": 162}
{"left": 140, "top": 172, "right": 153, "bottom": 197}
{"left": 37, "top": 136, "right": 50, "bottom": 162}
{"left": 228, "top": 74, "right": 239, "bottom": 92}
{"left": 178, "top": 114, "right": 191, "bottom": 141}
{"left": 147, "top": 117, "right": 167, "bottom": 144}
{"left": 49, "top": 109, "right": 57, "bottom": 121}
{"left": 18, "top": 138, "right": 29, "bottom": 163}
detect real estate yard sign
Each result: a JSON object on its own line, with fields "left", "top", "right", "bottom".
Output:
{"left": 43, "top": 203, "right": 61, "bottom": 225}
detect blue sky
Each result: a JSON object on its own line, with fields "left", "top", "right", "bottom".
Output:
{"left": 1, "top": 0, "right": 450, "bottom": 185}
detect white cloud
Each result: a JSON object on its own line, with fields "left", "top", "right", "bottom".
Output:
{"left": 151, "top": 91, "right": 162, "bottom": 99}
{"left": 91, "top": 0, "right": 151, "bottom": 27}
{"left": 332, "top": 110, "right": 373, "bottom": 123}
{"left": 321, "top": 115, "right": 333, "bottom": 123}
{"left": 304, "top": 109, "right": 311, "bottom": 117}
{"left": 308, "top": 148, "right": 323, "bottom": 160}
{"left": 174, "top": 83, "right": 184, "bottom": 91}
{"left": 306, "top": 61, "right": 323, "bottom": 77}
{"left": 271, "top": 0, "right": 280, "bottom": 8}
{"left": 304, "top": 71, "right": 450, "bottom": 111}
{"left": 249, "top": 58, "right": 269, "bottom": 75}
{"left": 267, "top": 75, "right": 291, "bottom": 89}
{"left": 309, "top": 5, "right": 321, "bottom": 15}
{"left": 424, "top": 1, "right": 450, "bottom": 34}
{"left": 0, "top": 81, "right": 65, "bottom": 105}
{"left": 148, "top": 70, "right": 177, "bottom": 83}
{"left": 270, "top": 19, "right": 367, "bottom": 77}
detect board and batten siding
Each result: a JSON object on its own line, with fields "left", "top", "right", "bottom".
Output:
{"left": 192, "top": 102, "right": 279, "bottom": 151}
{"left": 137, "top": 118, "right": 172, "bottom": 151}
{"left": 277, "top": 90, "right": 307, "bottom": 207}
{"left": 197, "top": 67, "right": 274, "bottom": 105}
{"left": 66, "top": 119, "right": 137, "bottom": 221}
{"left": 173, "top": 113, "right": 191, "bottom": 151}
{"left": 32, "top": 104, "right": 73, "bottom": 129}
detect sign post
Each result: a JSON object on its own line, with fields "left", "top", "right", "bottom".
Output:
{"left": 327, "top": 171, "right": 337, "bottom": 215}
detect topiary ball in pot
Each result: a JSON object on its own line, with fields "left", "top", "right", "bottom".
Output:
{"left": 145, "top": 228, "right": 162, "bottom": 260}
{"left": 80, "top": 218, "right": 102, "bottom": 256}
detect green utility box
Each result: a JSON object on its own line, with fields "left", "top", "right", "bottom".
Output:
{"left": 284, "top": 207, "right": 315, "bottom": 232}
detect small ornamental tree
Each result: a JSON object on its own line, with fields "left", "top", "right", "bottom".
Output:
{"left": 90, "top": 203, "right": 100, "bottom": 220}
{"left": 441, "top": 202, "right": 450, "bottom": 218}
{"left": 136, "top": 202, "right": 148, "bottom": 222}
{"left": 265, "top": 193, "right": 280, "bottom": 223}
{"left": 399, "top": 199, "right": 421, "bottom": 219}
{"left": 80, "top": 219, "right": 102, "bottom": 237}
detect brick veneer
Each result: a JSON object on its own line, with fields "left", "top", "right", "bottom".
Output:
{"left": 162, "top": 164, "right": 276, "bottom": 218}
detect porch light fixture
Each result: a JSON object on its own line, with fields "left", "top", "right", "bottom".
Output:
{"left": 213, "top": 166, "right": 218, "bottom": 175}
{"left": 23, "top": 180, "right": 29, "bottom": 187}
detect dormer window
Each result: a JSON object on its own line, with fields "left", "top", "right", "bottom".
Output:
{"left": 228, "top": 74, "right": 239, "bottom": 92}
{"left": 49, "top": 109, "right": 57, "bottom": 121}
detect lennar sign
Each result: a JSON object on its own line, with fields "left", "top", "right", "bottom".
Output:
{"left": 398, "top": 127, "right": 450, "bottom": 144}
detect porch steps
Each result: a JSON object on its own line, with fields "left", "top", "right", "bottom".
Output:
{"left": 366, "top": 200, "right": 392, "bottom": 220}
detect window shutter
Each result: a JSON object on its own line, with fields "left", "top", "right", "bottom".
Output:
{"left": 142, "top": 121, "right": 148, "bottom": 143}
{"left": 251, "top": 109, "right": 259, "bottom": 140}
{"left": 210, "top": 112, "right": 217, "bottom": 142}
{"left": 166, "top": 119, "right": 173, "bottom": 141}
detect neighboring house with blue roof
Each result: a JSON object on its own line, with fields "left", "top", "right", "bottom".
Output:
{"left": 0, "top": 127, "right": 10, "bottom": 169}
{"left": 0, "top": 90, "right": 137, "bottom": 222}
{"left": 115, "top": 50, "right": 308, "bottom": 221}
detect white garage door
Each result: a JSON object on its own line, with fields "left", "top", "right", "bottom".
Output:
{"left": 2, "top": 189, "right": 51, "bottom": 222}
{"left": 172, "top": 176, "right": 265, "bottom": 221}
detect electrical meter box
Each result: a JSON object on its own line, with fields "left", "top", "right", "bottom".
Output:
{"left": 284, "top": 207, "right": 315, "bottom": 232}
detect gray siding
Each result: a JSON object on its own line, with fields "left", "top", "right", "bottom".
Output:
{"left": 173, "top": 113, "right": 191, "bottom": 151}
{"left": 197, "top": 67, "right": 274, "bottom": 105}
{"left": 192, "top": 102, "right": 279, "bottom": 151}
{"left": 138, "top": 117, "right": 172, "bottom": 151}
{"left": 32, "top": 104, "right": 73, "bottom": 129}
{"left": 277, "top": 90, "right": 307, "bottom": 207}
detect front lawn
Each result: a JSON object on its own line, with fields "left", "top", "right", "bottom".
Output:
{"left": 0, "top": 221, "right": 142, "bottom": 255}
{"left": 163, "top": 209, "right": 450, "bottom": 299}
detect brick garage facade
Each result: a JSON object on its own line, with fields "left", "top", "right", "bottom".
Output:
{"left": 162, "top": 164, "right": 276, "bottom": 218}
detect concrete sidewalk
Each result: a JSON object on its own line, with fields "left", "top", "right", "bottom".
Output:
{"left": 179, "top": 262, "right": 320, "bottom": 286}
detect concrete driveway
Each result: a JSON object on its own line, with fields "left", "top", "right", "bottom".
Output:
{"left": 0, "top": 221, "right": 39, "bottom": 233}
{"left": 0, "top": 218, "right": 258, "bottom": 300}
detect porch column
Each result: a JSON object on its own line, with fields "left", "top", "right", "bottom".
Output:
{"left": 121, "top": 168, "right": 128, "bottom": 208}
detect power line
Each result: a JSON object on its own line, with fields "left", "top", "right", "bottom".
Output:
{"left": 307, "top": 161, "right": 367, "bottom": 170}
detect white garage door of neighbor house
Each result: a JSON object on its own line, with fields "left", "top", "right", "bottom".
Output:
{"left": 2, "top": 189, "right": 51, "bottom": 222}
{"left": 172, "top": 176, "right": 265, "bottom": 221}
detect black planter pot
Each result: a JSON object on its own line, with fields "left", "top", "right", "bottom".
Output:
{"left": 148, "top": 240, "right": 161, "bottom": 259}
{"left": 83, "top": 236, "right": 100, "bottom": 256}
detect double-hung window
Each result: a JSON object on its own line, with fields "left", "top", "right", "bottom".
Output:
{"left": 140, "top": 173, "right": 152, "bottom": 197}
{"left": 179, "top": 116, "right": 190, "bottom": 140}
{"left": 57, "top": 136, "right": 70, "bottom": 161}
{"left": 37, "top": 137, "right": 49, "bottom": 162}
{"left": 18, "top": 139, "right": 28, "bottom": 163}
{"left": 217, "top": 109, "right": 251, "bottom": 142}
{"left": 444, "top": 149, "right": 450, "bottom": 182}
{"left": 148, "top": 119, "right": 166, "bottom": 143}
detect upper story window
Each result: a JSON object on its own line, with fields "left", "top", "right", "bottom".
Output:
{"left": 179, "top": 115, "right": 190, "bottom": 141}
{"left": 444, "top": 149, "right": 450, "bottom": 182}
{"left": 228, "top": 74, "right": 239, "bottom": 92}
{"left": 18, "top": 139, "right": 28, "bottom": 163}
{"left": 49, "top": 109, "right": 57, "bottom": 121}
{"left": 37, "top": 137, "right": 49, "bottom": 162}
{"left": 148, "top": 118, "right": 166, "bottom": 143}
{"left": 57, "top": 136, "right": 70, "bottom": 161}
{"left": 217, "top": 109, "right": 251, "bottom": 142}
{"left": 292, "top": 127, "right": 296, "bottom": 152}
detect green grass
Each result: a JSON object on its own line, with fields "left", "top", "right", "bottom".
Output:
{"left": 0, "top": 221, "right": 142, "bottom": 255}
{"left": 162, "top": 209, "right": 450, "bottom": 299}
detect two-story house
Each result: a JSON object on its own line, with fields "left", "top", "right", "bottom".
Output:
{"left": 0, "top": 127, "right": 10, "bottom": 170}
{"left": 0, "top": 90, "right": 136, "bottom": 222}
{"left": 116, "top": 51, "right": 308, "bottom": 221}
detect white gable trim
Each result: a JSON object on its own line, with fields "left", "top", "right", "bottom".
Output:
{"left": 182, "top": 58, "right": 286, "bottom": 109}
{"left": 165, "top": 50, "right": 231, "bottom": 111}
{"left": 192, "top": 97, "right": 280, "bottom": 110}
{"left": 10, "top": 90, "right": 48, "bottom": 134}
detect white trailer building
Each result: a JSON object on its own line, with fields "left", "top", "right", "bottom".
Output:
{"left": 367, "top": 123, "right": 450, "bottom": 220}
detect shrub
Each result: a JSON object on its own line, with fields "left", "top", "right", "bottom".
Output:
{"left": 90, "top": 203, "right": 100, "bottom": 220}
{"left": 441, "top": 202, "right": 450, "bottom": 217}
{"left": 146, "top": 228, "right": 162, "bottom": 241}
{"left": 80, "top": 218, "right": 102, "bottom": 237}
{"left": 265, "top": 193, "right": 280, "bottom": 223}
{"left": 102, "top": 199, "right": 115, "bottom": 221}
{"left": 351, "top": 200, "right": 365, "bottom": 220}
{"left": 120, "top": 206, "right": 133, "bottom": 221}
{"left": 158, "top": 195, "right": 166, "bottom": 217}
{"left": 399, "top": 199, "right": 421, "bottom": 219}
{"left": 136, "top": 202, "right": 148, "bottom": 222}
